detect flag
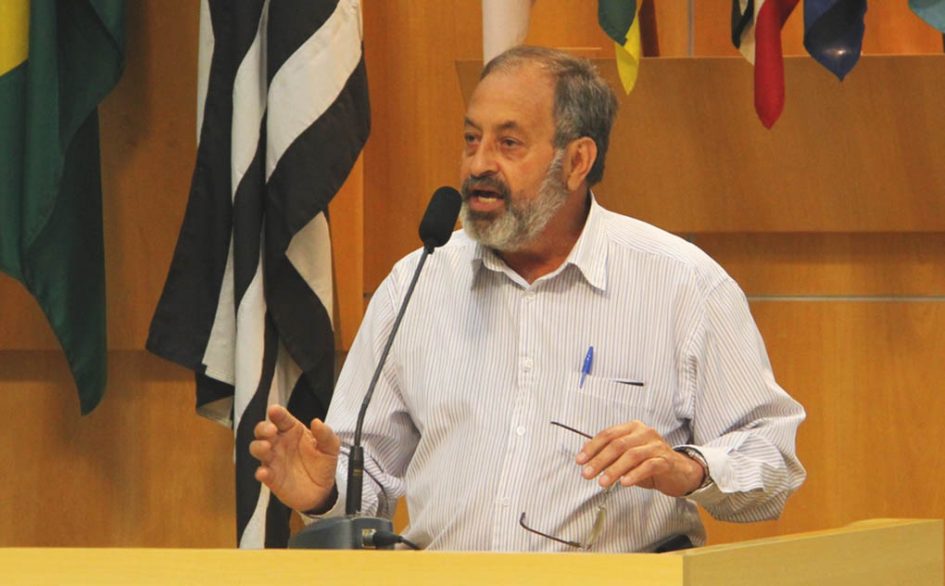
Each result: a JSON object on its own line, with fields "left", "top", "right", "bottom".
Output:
{"left": 732, "top": 0, "right": 800, "bottom": 128}
{"left": 804, "top": 0, "right": 867, "bottom": 81}
{"left": 598, "top": 0, "right": 643, "bottom": 94}
{"left": 732, "top": 0, "right": 756, "bottom": 49}
{"left": 146, "top": 0, "right": 370, "bottom": 548}
{"left": 910, "top": 0, "right": 945, "bottom": 32}
{"left": 0, "top": 1, "right": 124, "bottom": 414}
{"left": 482, "top": 0, "right": 534, "bottom": 62}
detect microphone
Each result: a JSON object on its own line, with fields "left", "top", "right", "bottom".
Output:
{"left": 289, "top": 186, "right": 461, "bottom": 550}
{"left": 419, "top": 186, "right": 463, "bottom": 251}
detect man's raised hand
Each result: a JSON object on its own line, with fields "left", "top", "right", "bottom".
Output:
{"left": 249, "top": 405, "right": 341, "bottom": 512}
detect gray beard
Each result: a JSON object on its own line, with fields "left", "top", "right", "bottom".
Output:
{"left": 460, "top": 150, "right": 568, "bottom": 252}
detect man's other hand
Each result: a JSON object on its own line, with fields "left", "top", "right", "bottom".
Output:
{"left": 249, "top": 405, "right": 341, "bottom": 512}
{"left": 576, "top": 421, "right": 706, "bottom": 497}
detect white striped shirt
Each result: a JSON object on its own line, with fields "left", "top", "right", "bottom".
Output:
{"left": 323, "top": 197, "right": 806, "bottom": 551}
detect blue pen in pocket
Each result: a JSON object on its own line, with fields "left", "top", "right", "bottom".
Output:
{"left": 579, "top": 346, "right": 594, "bottom": 389}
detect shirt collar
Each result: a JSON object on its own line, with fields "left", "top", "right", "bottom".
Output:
{"left": 470, "top": 192, "right": 608, "bottom": 292}
{"left": 567, "top": 193, "right": 608, "bottom": 291}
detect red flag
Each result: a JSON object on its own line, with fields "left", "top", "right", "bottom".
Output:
{"left": 732, "top": 0, "right": 799, "bottom": 128}
{"left": 754, "top": 0, "right": 799, "bottom": 127}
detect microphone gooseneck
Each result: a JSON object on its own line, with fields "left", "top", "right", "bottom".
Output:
{"left": 346, "top": 186, "right": 461, "bottom": 516}
{"left": 290, "top": 186, "right": 461, "bottom": 549}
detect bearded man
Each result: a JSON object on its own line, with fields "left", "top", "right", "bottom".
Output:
{"left": 250, "top": 46, "right": 806, "bottom": 552}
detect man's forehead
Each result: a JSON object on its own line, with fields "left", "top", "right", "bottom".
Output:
{"left": 463, "top": 117, "right": 525, "bottom": 131}
{"left": 465, "top": 66, "right": 555, "bottom": 129}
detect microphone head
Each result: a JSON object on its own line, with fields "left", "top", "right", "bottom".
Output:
{"left": 419, "top": 186, "right": 462, "bottom": 251}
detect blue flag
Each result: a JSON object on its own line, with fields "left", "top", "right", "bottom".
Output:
{"left": 803, "top": 0, "right": 867, "bottom": 81}
{"left": 910, "top": 0, "right": 945, "bottom": 32}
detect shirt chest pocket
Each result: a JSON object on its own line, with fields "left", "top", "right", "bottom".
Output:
{"left": 553, "top": 373, "right": 653, "bottom": 455}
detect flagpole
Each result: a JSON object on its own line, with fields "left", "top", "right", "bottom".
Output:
{"left": 688, "top": 0, "right": 695, "bottom": 57}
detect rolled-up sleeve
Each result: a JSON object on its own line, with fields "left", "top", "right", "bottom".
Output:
{"left": 680, "top": 278, "right": 806, "bottom": 520}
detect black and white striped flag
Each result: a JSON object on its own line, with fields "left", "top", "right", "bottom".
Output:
{"left": 147, "top": 0, "right": 369, "bottom": 548}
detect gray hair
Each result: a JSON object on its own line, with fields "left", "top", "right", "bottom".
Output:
{"left": 481, "top": 46, "right": 619, "bottom": 186}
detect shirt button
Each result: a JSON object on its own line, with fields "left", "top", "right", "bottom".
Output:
{"left": 522, "top": 357, "right": 533, "bottom": 371}
{"left": 516, "top": 426, "right": 526, "bottom": 436}
{"left": 498, "top": 497, "right": 510, "bottom": 507}
{"left": 524, "top": 290, "right": 536, "bottom": 299}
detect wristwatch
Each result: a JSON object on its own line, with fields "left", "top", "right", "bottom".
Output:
{"left": 676, "top": 447, "right": 714, "bottom": 491}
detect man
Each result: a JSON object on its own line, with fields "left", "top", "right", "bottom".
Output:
{"left": 250, "top": 46, "right": 806, "bottom": 552}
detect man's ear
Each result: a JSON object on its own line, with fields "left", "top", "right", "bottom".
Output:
{"left": 564, "top": 137, "right": 598, "bottom": 191}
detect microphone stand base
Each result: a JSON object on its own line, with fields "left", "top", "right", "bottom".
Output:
{"left": 288, "top": 516, "right": 394, "bottom": 549}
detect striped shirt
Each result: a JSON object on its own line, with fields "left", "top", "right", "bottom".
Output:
{"left": 322, "top": 197, "right": 806, "bottom": 551}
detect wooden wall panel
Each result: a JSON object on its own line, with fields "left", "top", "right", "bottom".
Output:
{"left": 97, "top": 1, "right": 200, "bottom": 351}
{"left": 361, "top": 0, "right": 480, "bottom": 292}
{"left": 863, "top": 3, "right": 945, "bottom": 54}
{"left": 330, "top": 157, "right": 366, "bottom": 350}
{"left": 0, "top": 351, "right": 234, "bottom": 547}
{"left": 606, "top": 56, "right": 945, "bottom": 233}
{"left": 0, "top": 275, "right": 57, "bottom": 349}
{"left": 693, "top": 233, "right": 945, "bottom": 296}
{"left": 704, "top": 301, "right": 945, "bottom": 545}
{"left": 651, "top": 2, "right": 692, "bottom": 57}
{"left": 523, "top": 0, "right": 612, "bottom": 51}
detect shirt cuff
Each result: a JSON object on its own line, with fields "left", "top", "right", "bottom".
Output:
{"left": 300, "top": 485, "right": 343, "bottom": 524}
{"left": 673, "top": 444, "right": 732, "bottom": 507}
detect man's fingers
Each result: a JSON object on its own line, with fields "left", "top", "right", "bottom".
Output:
{"left": 267, "top": 404, "right": 298, "bottom": 433}
{"left": 249, "top": 439, "right": 273, "bottom": 463}
{"left": 595, "top": 444, "right": 652, "bottom": 486}
{"left": 575, "top": 420, "right": 703, "bottom": 496}
{"left": 618, "top": 456, "right": 669, "bottom": 488}
{"left": 576, "top": 421, "right": 640, "bottom": 464}
{"left": 581, "top": 428, "right": 647, "bottom": 479}
{"left": 577, "top": 422, "right": 675, "bottom": 488}
{"left": 310, "top": 419, "right": 341, "bottom": 456}
{"left": 255, "top": 465, "right": 273, "bottom": 484}
{"left": 254, "top": 419, "right": 277, "bottom": 440}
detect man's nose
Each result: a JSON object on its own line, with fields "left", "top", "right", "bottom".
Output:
{"left": 467, "top": 141, "right": 499, "bottom": 176}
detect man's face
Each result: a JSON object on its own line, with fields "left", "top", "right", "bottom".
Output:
{"left": 459, "top": 65, "right": 569, "bottom": 251}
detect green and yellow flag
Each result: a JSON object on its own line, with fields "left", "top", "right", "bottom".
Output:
{"left": 598, "top": 0, "right": 642, "bottom": 93}
{"left": 0, "top": 1, "right": 124, "bottom": 414}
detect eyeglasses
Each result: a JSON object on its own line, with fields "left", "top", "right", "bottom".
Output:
{"left": 518, "top": 421, "right": 618, "bottom": 550}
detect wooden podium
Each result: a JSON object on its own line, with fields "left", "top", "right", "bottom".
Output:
{"left": 2, "top": 519, "right": 941, "bottom": 585}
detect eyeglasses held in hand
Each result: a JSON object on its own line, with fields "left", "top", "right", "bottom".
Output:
{"left": 518, "top": 421, "right": 618, "bottom": 550}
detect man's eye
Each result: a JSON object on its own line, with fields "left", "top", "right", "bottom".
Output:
{"left": 501, "top": 139, "right": 519, "bottom": 148}
{"left": 463, "top": 133, "right": 479, "bottom": 144}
